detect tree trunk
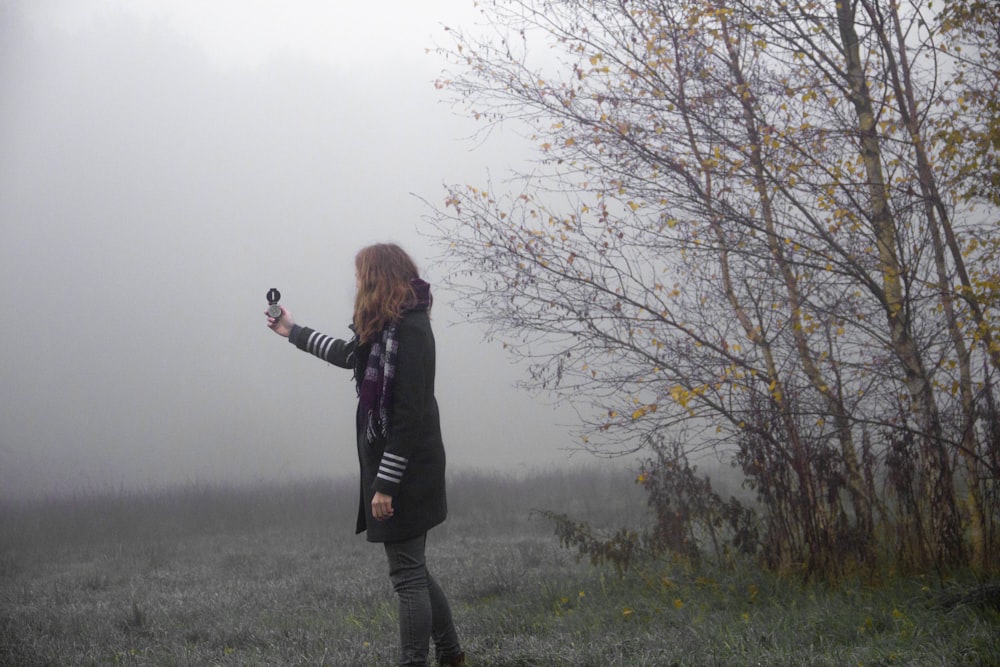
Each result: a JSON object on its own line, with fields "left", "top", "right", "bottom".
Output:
{"left": 836, "top": 0, "right": 964, "bottom": 569}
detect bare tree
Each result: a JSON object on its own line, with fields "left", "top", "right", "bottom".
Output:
{"left": 428, "top": 0, "right": 998, "bottom": 575}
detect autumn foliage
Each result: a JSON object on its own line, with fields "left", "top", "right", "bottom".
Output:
{"left": 429, "top": 0, "right": 1000, "bottom": 577}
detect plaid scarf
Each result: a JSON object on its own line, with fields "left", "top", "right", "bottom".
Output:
{"left": 359, "top": 279, "right": 432, "bottom": 443}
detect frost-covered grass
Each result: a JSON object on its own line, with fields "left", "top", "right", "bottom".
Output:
{"left": 1, "top": 468, "right": 997, "bottom": 666}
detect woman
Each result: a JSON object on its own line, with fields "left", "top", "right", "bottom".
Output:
{"left": 266, "top": 243, "right": 464, "bottom": 667}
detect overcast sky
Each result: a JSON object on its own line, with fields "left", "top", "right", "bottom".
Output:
{"left": 0, "top": 0, "right": 582, "bottom": 499}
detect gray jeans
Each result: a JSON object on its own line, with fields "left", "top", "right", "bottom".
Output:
{"left": 383, "top": 533, "right": 462, "bottom": 667}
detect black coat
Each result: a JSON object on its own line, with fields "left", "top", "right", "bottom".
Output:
{"left": 288, "top": 309, "right": 447, "bottom": 542}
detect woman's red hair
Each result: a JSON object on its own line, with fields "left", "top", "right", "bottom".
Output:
{"left": 353, "top": 243, "right": 422, "bottom": 344}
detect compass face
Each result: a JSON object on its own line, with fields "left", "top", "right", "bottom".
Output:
{"left": 267, "top": 304, "right": 282, "bottom": 318}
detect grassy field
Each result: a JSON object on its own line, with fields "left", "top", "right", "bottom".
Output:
{"left": 1, "top": 467, "right": 998, "bottom": 666}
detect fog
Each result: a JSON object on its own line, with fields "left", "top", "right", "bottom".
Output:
{"left": 0, "top": 0, "right": 580, "bottom": 499}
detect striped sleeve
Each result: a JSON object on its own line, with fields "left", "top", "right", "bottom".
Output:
{"left": 376, "top": 452, "right": 409, "bottom": 488}
{"left": 288, "top": 325, "right": 356, "bottom": 369}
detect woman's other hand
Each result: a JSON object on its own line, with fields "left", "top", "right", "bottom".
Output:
{"left": 372, "top": 491, "right": 394, "bottom": 521}
{"left": 266, "top": 305, "right": 294, "bottom": 337}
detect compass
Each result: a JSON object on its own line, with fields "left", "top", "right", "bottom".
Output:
{"left": 266, "top": 288, "right": 282, "bottom": 319}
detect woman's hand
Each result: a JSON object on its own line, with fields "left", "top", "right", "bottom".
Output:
{"left": 372, "top": 491, "right": 394, "bottom": 521}
{"left": 266, "top": 305, "right": 294, "bottom": 338}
